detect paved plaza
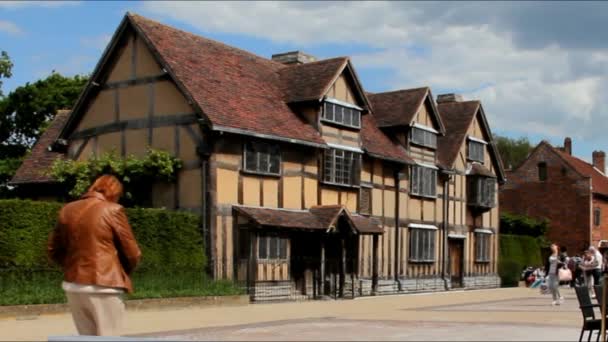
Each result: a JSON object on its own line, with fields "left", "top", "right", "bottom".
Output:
{"left": 1, "top": 287, "right": 587, "bottom": 341}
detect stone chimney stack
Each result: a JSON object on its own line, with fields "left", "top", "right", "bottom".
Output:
{"left": 436, "top": 93, "right": 464, "bottom": 104}
{"left": 593, "top": 150, "right": 606, "bottom": 174}
{"left": 564, "top": 137, "right": 572, "bottom": 155}
{"left": 271, "top": 51, "right": 317, "bottom": 65}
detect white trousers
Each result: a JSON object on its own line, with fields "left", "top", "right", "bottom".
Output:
{"left": 65, "top": 291, "right": 125, "bottom": 336}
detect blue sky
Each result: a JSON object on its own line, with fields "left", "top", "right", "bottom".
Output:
{"left": 1, "top": 1, "right": 606, "bottom": 164}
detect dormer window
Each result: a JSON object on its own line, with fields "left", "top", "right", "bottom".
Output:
{"left": 468, "top": 137, "right": 486, "bottom": 162}
{"left": 322, "top": 99, "right": 361, "bottom": 129}
{"left": 409, "top": 124, "right": 437, "bottom": 149}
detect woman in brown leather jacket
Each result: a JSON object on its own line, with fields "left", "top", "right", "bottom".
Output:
{"left": 48, "top": 175, "right": 142, "bottom": 336}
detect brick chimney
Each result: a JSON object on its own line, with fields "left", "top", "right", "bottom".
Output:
{"left": 436, "top": 93, "right": 464, "bottom": 104}
{"left": 271, "top": 51, "right": 317, "bottom": 65}
{"left": 564, "top": 137, "right": 572, "bottom": 155}
{"left": 593, "top": 150, "right": 606, "bottom": 173}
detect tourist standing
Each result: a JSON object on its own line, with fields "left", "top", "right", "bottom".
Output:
{"left": 546, "top": 243, "right": 564, "bottom": 306}
{"left": 47, "top": 175, "right": 142, "bottom": 336}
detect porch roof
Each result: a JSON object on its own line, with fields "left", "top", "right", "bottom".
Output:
{"left": 466, "top": 163, "right": 496, "bottom": 178}
{"left": 233, "top": 205, "right": 383, "bottom": 234}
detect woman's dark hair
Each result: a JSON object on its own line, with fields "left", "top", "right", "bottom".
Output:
{"left": 560, "top": 246, "right": 567, "bottom": 253}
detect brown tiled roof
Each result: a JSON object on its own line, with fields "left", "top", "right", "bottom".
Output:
{"left": 436, "top": 100, "right": 481, "bottom": 168}
{"left": 233, "top": 205, "right": 383, "bottom": 234}
{"left": 361, "top": 114, "right": 414, "bottom": 164}
{"left": 368, "top": 87, "right": 429, "bottom": 127}
{"left": 10, "top": 110, "right": 70, "bottom": 184}
{"left": 279, "top": 57, "right": 348, "bottom": 103}
{"left": 468, "top": 163, "right": 496, "bottom": 178}
{"left": 553, "top": 148, "right": 608, "bottom": 197}
{"left": 129, "top": 14, "right": 325, "bottom": 147}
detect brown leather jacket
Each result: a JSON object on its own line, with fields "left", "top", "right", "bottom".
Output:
{"left": 48, "top": 191, "right": 142, "bottom": 293}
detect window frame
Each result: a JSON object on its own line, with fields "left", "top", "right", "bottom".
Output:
{"left": 475, "top": 231, "right": 492, "bottom": 263}
{"left": 467, "top": 138, "right": 486, "bottom": 163}
{"left": 410, "top": 164, "right": 437, "bottom": 199}
{"left": 321, "top": 100, "right": 362, "bottom": 129}
{"left": 538, "top": 162, "right": 547, "bottom": 181}
{"left": 409, "top": 125, "right": 438, "bottom": 149}
{"left": 408, "top": 226, "right": 437, "bottom": 263}
{"left": 323, "top": 147, "right": 362, "bottom": 187}
{"left": 467, "top": 176, "right": 496, "bottom": 209}
{"left": 257, "top": 235, "right": 288, "bottom": 261}
{"left": 242, "top": 141, "right": 281, "bottom": 176}
{"left": 595, "top": 207, "right": 601, "bottom": 226}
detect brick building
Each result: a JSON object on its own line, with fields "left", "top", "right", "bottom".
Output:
{"left": 500, "top": 137, "right": 608, "bottom": 254}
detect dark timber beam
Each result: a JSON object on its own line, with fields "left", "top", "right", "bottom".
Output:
{"left": 320, "top": 239, "right": 326, "bottom": 298}
{"left": 102, "top": 73, "right": 170, "bottom": 90}
{"left": 70, "top": 113, "right": 198, "bottom": 140}
{"left": 372, "top": 234, "right": 379, "bottom": 296}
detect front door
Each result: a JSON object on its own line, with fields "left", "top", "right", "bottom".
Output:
{"left": 449, "top": 239, "right": 464, "bottom": 288}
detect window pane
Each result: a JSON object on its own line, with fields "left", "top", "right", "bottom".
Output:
{"left": 324, "top": 102, "right": 334, "bottom": 121}
{"left": 335, "top": 105, "right": 343, "bottom": 123}
{"left": 324, "top": 150, "right": 334, "bottom": 182}
{"left": 279, "top": 238, "right": 287, "bottom": 259}
{"left": 269, "top": 237, "right": 279, "bottom": 259}
{"left": 259, "top": 152, "right": 269, "bottom": 173}
{"left": 270, "top": 147, "right": 280, "bottom": 174}
{"left": 344, "top": 108, "right": 352, "bottom": 126}
{"left": 244, "top": 143, "right": 257, "bottom": 171}
{"left": 352, "top": 111, "right": 360, "bottom": 127}
{"left": 259, "top": 236, "right": 267, "bottom": 259}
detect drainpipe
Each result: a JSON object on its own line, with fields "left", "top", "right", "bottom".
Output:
{"left": 394, "top": 169, "right": 402, "bottom": 291}
{"left": 442, "top": 170, "right": 454, "bottom": 291}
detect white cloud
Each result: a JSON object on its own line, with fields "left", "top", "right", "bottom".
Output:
{"left": 140, "top": 1, "right": 608, "bottom": 143}
{"left": 0, "top": 20, "right": 22, "bottom": 35}
{"left": 0, "top": 1, "right": 79, "bottom": 9}
{"left": 80, "top": 34, "right": 111, "bottom": 51}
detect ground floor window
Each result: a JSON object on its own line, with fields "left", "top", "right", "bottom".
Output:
{"left": 258, "top": 235, "right": 288, "bottom": 260}
{"left": 475, "top": 232, "right": 492, "bottom": 263}
{"left": 409, "top": 226, "right": 436, "bottom": 262}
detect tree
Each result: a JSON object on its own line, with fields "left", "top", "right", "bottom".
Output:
{"left": 0, "top": 72, "right": 88, "bottom": 149}
{"left": 0, "top": 72, "right": 88, "bottom": 197}
{"left": 0, "top": 51, "right": 13, "bottom": 97}
{"left": 494, "top": 135, "right": 534, "bottom": 170}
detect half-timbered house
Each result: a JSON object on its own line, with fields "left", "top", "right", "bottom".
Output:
{"left": 11, "top": 13, "right": 505, "bottom": 301}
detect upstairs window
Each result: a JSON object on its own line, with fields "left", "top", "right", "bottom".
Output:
{"left": 410, "top": 165, "right": 437, "bottom": 198}
{"left": 322, "top": 101, "right": 361, "bottom": 129}
{"left": 410, "top": 126, "right": 437, "bottom": 149}
{"left": 538, "top": 162, "right": 547, "bottom": 181}
{"left": 595, "top": 208, "right": 601, "bottom": 226}
{"left": 323, "top": 148, "right": 361, "bottom": 186}
{"left": 468, "top": 176, "right": 496, "bottom": 209}
{"left": 468, "top": 139, "right": 485, "bottom": 162}
{"left": 243, "top": 141, "right": 281, "bottom": 175}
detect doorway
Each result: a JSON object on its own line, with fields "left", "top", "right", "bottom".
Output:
{"left": 449, "top": 238, "right": 464, "bottom": 288}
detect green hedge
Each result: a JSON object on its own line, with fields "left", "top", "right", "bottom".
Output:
{"left": 0, "top": 199, "right": 205, "bottom": 269}
{"left": 499, "top": 234, "right": 543, "bottom": 287}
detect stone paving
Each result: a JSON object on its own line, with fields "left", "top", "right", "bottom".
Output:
{"left": 0, "top": 287, "right": 589, "bottom": 341}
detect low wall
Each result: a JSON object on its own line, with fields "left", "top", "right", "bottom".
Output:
{"left": 463, "top": 274, "right": 502, "bottom": 289}
{"left": 0, "top": 295, "right": 249, "bottom": 319}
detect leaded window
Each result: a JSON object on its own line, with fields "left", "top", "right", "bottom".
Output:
{"left": 468, "top": 141, "right": 485, "bottom": 162}
{"left": 323, "top": 148, "right": 361, "bottom": 186}
{"left": 468, "top": 177, "right": 496, "bottom": 208}
{"left": 595, "top": 208, "right": 601, "bottom": 226}
{"left": 243, "top": 142, "right": 280, "bottom": 175}
{"left": 410, "top": 165, "right": 437, "bottom": 198}
{"left": 409, "top": 228, "right": 436, "bottom": 262}
{"left": 258, "top": 236, "right": 287, "bottom": 260}
{"left": 410, "top": 126, "right": 437, "bottom": 149}
{"left": 475, "top": 232, "right": 491, "bottom": 262}
{"left": 322, "top": 101, "right": 361, "bottom": 128}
